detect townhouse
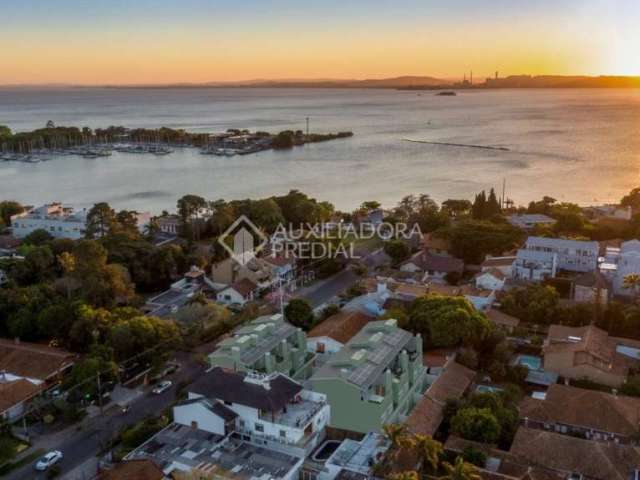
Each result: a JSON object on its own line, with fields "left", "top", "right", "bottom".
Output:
{"left": 309, "top": 319, "right": 426, "bottom": 434}
{"left": 208, "top": 314, "right": 314, "bottom": 379}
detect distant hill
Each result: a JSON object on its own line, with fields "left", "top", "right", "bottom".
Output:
{"left": 483, "top": 75, "right": 640, "bottom": 89}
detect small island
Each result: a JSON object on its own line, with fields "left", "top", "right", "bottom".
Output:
{"left": 0, "top": 123, "right": 354, "bottom": 162}
{"left": 436, "top": 91, "right": 457, "bottom": 96}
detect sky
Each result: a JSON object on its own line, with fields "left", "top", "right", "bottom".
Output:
{"left": 2, "top": 0, "right": 640, "bottom": 85}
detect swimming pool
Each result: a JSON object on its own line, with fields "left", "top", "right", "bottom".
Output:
{"left": 476, "top": 385, "right": 504, "bottom": 394}
{"left": 515, "top": 354, "right": 542, "bottom": 370}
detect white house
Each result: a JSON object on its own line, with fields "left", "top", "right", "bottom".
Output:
{"left": 605, "top": 240, "right": 640, "bottom": 297}
{"left": 10, "top": 202, "right": 151, "bottom": 240}
{"left": 475, "top": 268, "right": 506, "bottom": 291}
{"left": 182, "top": 367, "right": 330, "bottom": 457}
{"left": 521, "top": 236, "right": 599, "bottom": 273}
{"left": 400, "top": 252, "right": 464, "bottom": 283}
{"left": 11, "top": 203, "right": 88, "bottom": 239}
{"left": 216, "top": 278, "right": 258, "bottom": 306}
{"left": 513, "top": 249, "right": 558, "bottom": 281}
{"left": 460, "top": 286, "right": 496, "bottom": 311}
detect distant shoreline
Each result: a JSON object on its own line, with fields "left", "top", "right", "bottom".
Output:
{"left": 2, "top": 74, "right": 640, "bottom": 90}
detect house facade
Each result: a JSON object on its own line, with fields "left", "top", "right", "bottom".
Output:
{"left": 512, "top": 249, "right": 557, "bottom": 281}
{"left": 182, "top": 368, "right": 330, "bottom": 457}
{"left": 521, "top": 236, "right": 599, "bottom": 273}
{"left": 216, "top": 278, "right": 258, "bottom": 306}
{"left": 309, "top": 319, "right": 426, "bottom": 434}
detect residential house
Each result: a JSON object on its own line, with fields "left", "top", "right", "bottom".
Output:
{"left": 584, "top": 204, "right": 633, "bottom": 222}
{"left": 405, "top": 359, "right": 475, "bottom": 437}
{"left": 208, "top": 314, "right": 313, "bottom": 379}
{"left": 512, "top": 249, "right": 557, "bottom": 281}
{"left": 126, "top": 423, "right": 303, "bottom": 480}
{"left": 307, "top": 311, "right": 373, "bottom": 355}
{"left": 459, "top": 285, "right": 496, "bottom": 311}
{"left": 507, "top": 214, "right": 556, "bottom": 230}
{"left": 178, "top": 367, "right": 330, "bottom": 457}
{"left": 509, "top": 426, "right": 640, "bottom": 480}
{"left": 543, "top": 324, "right": 640, "bottom": 387}
{"left": 486, "top": 309, "right": 520, "bottom": 333}
{"left": 521, "top": 236, "right": 599, "bottom": 273}
{"left": 212, "top": 255, "right": 296, "bottom": 292}
{"left": 155, "top": 214, "right": 181, "bottom": 235}
{"left": 481, "top": 256, "right": 516, "bottom": 277}
{"left": 519, "top": 383, "right": 640, "bottom": 445}
{"left": 144, "top": 266, "right": 218, "bottom": 317}
{"left": 309, "top": 319, "right": 426, "bottom": 434}
{"left": 475, "top": 268, "right": 506, "bottom": 291}
{"left": 605, "top": 240, "right": 640, "bottom": 297}
{"left": 11, "top": 202, "right": 150, "bottom": 240}
{"left": 0, "top": 339, "right": 75, "bottom": 420}
{"left": 216, "top": 278, "right": 258, "bottom": 306}
{"left": 422, "top": 233, "right": 451, "bottom": 256}
{"left": 572, "top": 270, "right": 609, "bottom": 305}
{"left": 313, "top": 432, "right": 389, "bottom": 480}
{"left": 443, "top": 436, "right": 565, "bottom": 480}
{"left": 400, "top": 252, "right": 464, "bottom": 283}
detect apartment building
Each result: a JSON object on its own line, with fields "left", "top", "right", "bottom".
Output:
{"left": 309, "top": 319, "right": 426, "bottom": 434}
{"left": 208, "top": 314, "right": 314, "bottom": 379}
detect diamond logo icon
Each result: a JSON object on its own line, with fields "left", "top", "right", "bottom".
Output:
{"left": 218, "top": 215, "right": 268, "bottom": 266}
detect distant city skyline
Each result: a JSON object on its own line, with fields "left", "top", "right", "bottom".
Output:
{"left": 2, "top": 0, "right": 639, "bottom": 85}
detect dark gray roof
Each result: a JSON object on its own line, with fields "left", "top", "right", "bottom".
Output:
{"left": 405, "top": 252, "right": 464, "bottom": 273}
{"left": 176, "top": 397, "right": 238, "bottom": 422}
{"left": 189, "top": 367, "right": 302, "bottom": 412}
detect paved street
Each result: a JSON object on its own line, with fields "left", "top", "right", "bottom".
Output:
{"left": 295, "top": 248, "right": 388, "bottom": 307}
{"left": 7, "top": 352, "right": 205, "bottom": 480}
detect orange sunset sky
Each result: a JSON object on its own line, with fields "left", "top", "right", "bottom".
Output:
{"left": 2, "top": 0, "right": 639, "bottom": 85}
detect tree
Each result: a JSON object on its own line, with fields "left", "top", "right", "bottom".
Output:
{"left": 451, "top": 407, "right": 500, "bottom": 444}
{"left": 413, "top": 434, "right": 442, "bottom": 473}
{"left": 441, "top": 456, "right": 482, "bottom": 480}
{"left": 177, "top": 195, "right": 207, "bottom": 240}
{"left": 500, "top": 284, "right": 559, "bottom": 324}
{"left": 0, "top": 200, "right": 24, "bottom": 226}
{"left": 386, "top": 472, "right": 419, "bottom": 480}
{"left": 437, "top": 220, "right": 523, "bottom": 264}
{"left": 22, "top": 228, "right": 54, "bottom": 246}
{"left": 384, "top": 240, "right": 411, "bottom": 264}
{"left": 85, "top": 202, "right": 117, "bottom": 238}
{"left": 408, "top": 295, "right": 491, "bottom": 347}
{"left": 621, "top": 187, "right": 640, "bottom": 211}
{"left": 361, "top": 201, "right": 381, "bottom": 211}
{"left": 284, "top": 298, "right": 315, "bottom": 330}
{"left": 442, "top": 199, "right": 472, "bottom": 217}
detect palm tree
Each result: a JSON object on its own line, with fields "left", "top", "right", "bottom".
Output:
{"left": 414, "top": 433, "right": 443, "bottom": 473}
{"left": 386, "top": 471, "right": 419, "bottom": 480}
{"left": 382, "top": 423, "right": 416, "bottom": 462}
{"left": 441, "top": 456, "right": 482, "bottom": 480}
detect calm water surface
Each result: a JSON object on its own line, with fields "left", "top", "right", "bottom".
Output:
{"left": 0, "top": 87, "right": 639, "bottom": 213}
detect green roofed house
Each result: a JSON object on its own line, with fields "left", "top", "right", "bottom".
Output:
{"left": 309, "top": 319, "right": 426, "bottom": 434}
{"left": 207, "top": 313, "right": 315, "bottom": 379}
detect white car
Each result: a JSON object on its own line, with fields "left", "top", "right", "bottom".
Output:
{"left": 35, "top": 450, "right": 63, "bottom": 471}
{"left": 152, "top": 380, "right": 172, "bottom": 394}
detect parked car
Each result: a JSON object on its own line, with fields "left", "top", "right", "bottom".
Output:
{"left": 152, "top": 380, "right": 172, "bottom": 394}
{"left": 35, "top": 451, "right": 63, "bottom": 471}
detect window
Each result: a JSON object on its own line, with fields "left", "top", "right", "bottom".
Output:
{"left": 279, "top": 430, "right": 286, "bottom": 438}
{"left": 255, "top": 423, "right": 264, "bottom": 432}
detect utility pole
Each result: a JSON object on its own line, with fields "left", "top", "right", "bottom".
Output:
{"left": 305, "top": 117, "right": 310, "bottom": 136}
{"left": 96, "top": 372, "right": 103, "bottom": 415}
{"left": 501, "top": 178, "right": 506, "bottom": 210}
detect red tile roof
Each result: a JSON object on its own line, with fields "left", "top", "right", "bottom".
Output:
{"left": 307, "top": 311, "right": 373, "bottom": 345}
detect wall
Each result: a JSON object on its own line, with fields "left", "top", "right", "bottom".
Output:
{"left": 173, "top": 402, "right": 226, "bottom": 435}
